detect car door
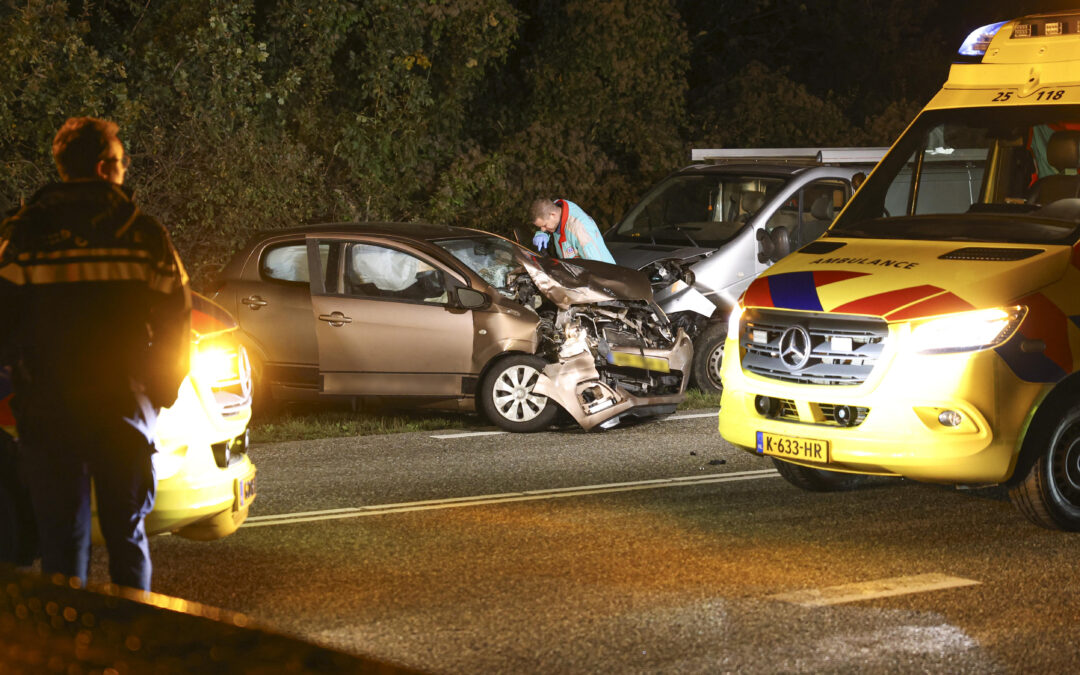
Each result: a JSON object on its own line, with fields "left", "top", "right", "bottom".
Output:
{"left": 308, "top": 236, "right": 475, "bottom": 398}
{"left": 230, "top": 239, "right": 331, "bottom": 393}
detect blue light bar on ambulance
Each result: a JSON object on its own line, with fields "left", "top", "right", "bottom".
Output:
{"left": 958, "top": 20, "right": 1007, "bottom": 56}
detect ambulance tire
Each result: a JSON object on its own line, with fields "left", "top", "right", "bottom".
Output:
{"left": 479, "top": 355, "right": 558, "bottom": 433}
{"left": 772, "top": 458, "right": 865, "bottom": 492}
{"left": 691, "top": 324, "right": 727, "bottom": 394}
{"left": 1009, "top": 405, "right": 1080, "bottom": 531}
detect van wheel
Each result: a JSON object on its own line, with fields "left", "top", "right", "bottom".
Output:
{"left": 1008, "top": 405, "right": 1080, "bottom": 530}
{"left": 479, "top": 355, "right": 557, "bottom": 433}
{"left": 772, "top": 458, "right": 865, "bottom": 492}
{"left": 691, "top": 324, "right": 727, "bottom": 394}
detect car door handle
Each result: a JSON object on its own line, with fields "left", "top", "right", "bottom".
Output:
{"left": 318, "top": 312, "right": 353, "bottom": 327}
{"left": 242, "top": 295, "right": 268, "bottom": 310}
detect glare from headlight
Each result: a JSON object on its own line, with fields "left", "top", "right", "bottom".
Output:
{"left": 908, "top": 306, "right": 1026, "bottom": 354}
{"left": 727, "top": 303, "right": 744, "bottom": 338}
{"left": 192, "top": 345, "right": 241, "bottom": 387}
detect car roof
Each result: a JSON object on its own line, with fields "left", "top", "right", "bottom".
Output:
{"left": 249, "top": 221, "right": 484, "bottom": 243}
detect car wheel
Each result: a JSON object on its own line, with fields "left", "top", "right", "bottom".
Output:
{"left": 479, "top": 355, "right": 557, "bottom": 433}
{"left": 1009, "top": 405, "right": 1080, "bottom": 530}
{"left": 691, "top": 323, "right": 727, "bottom": 394}
{"left": 772, "top": 458, "right": 865, "bottom": 492}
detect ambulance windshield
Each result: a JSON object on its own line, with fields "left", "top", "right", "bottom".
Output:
{"left": 831, "top": 105, "right": 1080, "bottom": 245}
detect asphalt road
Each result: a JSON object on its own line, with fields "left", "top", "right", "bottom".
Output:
{"left": 113, "top": 410, "right": 1080, "bottom": 674}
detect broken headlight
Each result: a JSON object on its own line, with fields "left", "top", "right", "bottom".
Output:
{"left": 560, "top": 321, "right": 592, "bottom": 359}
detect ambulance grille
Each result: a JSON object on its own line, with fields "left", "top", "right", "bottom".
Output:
{"left": 740, "top": 309, "right": 888, "bottom": 385}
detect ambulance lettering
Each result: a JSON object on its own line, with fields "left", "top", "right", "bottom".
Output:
{"left": 808, "top": 256, "right": 919, "bottom": 270}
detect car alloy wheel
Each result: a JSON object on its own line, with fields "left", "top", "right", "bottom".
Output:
{"left": 492, "top": 363, "right": 548, "bottom": 422}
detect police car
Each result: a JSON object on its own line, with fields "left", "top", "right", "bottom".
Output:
{"left": 0, "top": 293, "right": 256, "bottom": 541}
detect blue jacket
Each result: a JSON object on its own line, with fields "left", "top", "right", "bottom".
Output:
{"left": 551, "top": 200, "right": 615, "bottom": 263}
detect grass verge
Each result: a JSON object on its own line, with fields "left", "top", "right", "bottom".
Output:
{"left": 250, "top": 389, "right": 723, "bottom": 443}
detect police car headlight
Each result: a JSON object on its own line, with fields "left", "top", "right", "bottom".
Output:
{"left": 909, "top": 306, "right": 1026, "bottom": 354}
{"left": 191, "top": 342, "right": 242, "bottom": 388}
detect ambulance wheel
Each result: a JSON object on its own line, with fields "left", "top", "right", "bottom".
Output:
{"left": 1009, "top": 405, "right": 1080, "bottom": 531}
{"left": 772, "top": 458, "right": 864, "bottom": 492}
{"left": 479, "top": 355, "right": 557, "bottom": 433}
{"left": 691, "top": 324, "right": 727, "bottom": 394}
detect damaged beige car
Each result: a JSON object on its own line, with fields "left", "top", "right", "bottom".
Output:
{"left": 215, "top": 223, "right": 692, "bottom": 432}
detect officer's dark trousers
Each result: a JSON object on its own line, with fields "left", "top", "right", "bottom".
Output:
{"left": 18, "top": 417, "right": 156, "bottom": 591}
{"left": 0, "top": 432, "right": 37, "bottom": 567}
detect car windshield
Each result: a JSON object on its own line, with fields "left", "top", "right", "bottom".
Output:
{"left": 435, "top": 235, "right": 521, "bottom": 291}
{"left": 831, "top": 105, "right": 1080, "bottom": 245}
{"left": 607, "top": 173, "right": 788, "bottom": 247}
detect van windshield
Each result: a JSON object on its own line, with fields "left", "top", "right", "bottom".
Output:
{"left": 831, "top": 105, "right": 1080, "bottom": 245}
{"left": 608, "top": 173, "right": 787, "bottom": 247}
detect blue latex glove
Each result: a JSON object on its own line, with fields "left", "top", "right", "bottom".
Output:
{"left": 532, "top": 231, "right": 551, "bottom": 250}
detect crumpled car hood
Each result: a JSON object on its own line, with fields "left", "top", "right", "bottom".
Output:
{"left": 515, "top": 251, "right": 653, "bottom": 309}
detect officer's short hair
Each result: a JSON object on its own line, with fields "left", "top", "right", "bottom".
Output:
{"left": 52, "top": 117, "right": 121, "bottom": 181}
{"left": 529, "top": 198, "right": 557, "bottom": 222}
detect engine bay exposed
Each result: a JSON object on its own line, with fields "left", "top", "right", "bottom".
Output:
{"left": 506, "top": 268, "right": 684, "bottom": 400}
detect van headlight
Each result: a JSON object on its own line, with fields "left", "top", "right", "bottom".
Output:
{"left": 909, "top": 306, "right": 1026, "bottom": 354}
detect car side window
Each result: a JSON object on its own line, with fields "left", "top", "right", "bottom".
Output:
{"left": 261, "top": 242, "right": 332, "bottom": 285}
{"left": 344, "top": 243, "right": 448, "bottom": 305}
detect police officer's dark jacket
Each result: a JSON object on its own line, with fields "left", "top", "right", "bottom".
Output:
{"left": 0, "top": 181, "right": 191, "bottom": 429}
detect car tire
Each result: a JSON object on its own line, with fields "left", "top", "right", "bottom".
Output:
{"left": 1009, "top": 405, "right": 1080, "bottom": 531}
{"left": 691, "top": 323, "right": 727, "bottom": 394}
{"left": 772, "top": 458, "right": 865, "bottom": 492}
{"left": 479, "top": 355, "right": 558, "bottom": 433}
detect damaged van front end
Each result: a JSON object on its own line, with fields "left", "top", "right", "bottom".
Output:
{"left": 509, "top": 253, "right": 693, "bottom": 430}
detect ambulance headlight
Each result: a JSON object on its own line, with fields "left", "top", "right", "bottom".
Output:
{"left": 727, "top": 303, "right": 744, "bottom": 338}
{"left": 957, "top": 20, "right": 1007, "bottom": 57}
{"left": 909, "top": 306, "right": 1026, "bottom": 354}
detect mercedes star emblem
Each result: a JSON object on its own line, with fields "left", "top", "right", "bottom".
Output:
{"left": 779, "top": 325, "right": 812, "bottom": 370}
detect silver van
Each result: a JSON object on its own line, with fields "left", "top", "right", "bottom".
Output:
{"left": 604, "top": 148, "right": 888, "bottom": 392}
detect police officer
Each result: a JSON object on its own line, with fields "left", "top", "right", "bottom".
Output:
{"left": 0, "top": 117, "right": 190, "bottom": 591}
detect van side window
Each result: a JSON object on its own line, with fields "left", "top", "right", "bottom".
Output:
{"left": 799, "top": 181, "right": 848, "bottom": 245}
{"left": 260, "top": 242, "right": 332, "bottom": 285}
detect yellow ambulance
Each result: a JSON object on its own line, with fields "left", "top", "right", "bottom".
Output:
{"left": 718, "top": 12, "right": 1080, "bottom": 529}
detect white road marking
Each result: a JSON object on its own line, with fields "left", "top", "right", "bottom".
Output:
{"left": 428, "top": 410, "right": 718, "bottom": 439}
{"left": 429, "top": 430, "right": 507, "bottom": 439}
{"left": 243, "top": 468, "right": 780, "bottom": 528}
{"left": 664, "top": 412, "right": 718, "bottom": 421}
{"left": 767, "top": 573, "right": 981, "bottom": 607}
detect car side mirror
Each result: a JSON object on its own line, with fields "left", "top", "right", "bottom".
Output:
{"left": 756, "top": 228, "right": 791, "bottom": 264}
{"left": 456, "top": 287, "right": 489, "bottom": 310}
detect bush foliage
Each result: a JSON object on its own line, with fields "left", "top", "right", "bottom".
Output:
{"left": 0, "top": 0, "right": 1065, "bottom": 286}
